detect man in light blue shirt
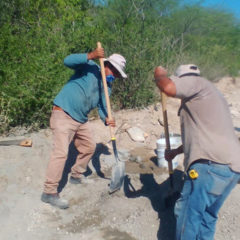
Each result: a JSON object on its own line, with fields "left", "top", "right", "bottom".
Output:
{"left": 41, "top": 46, "right": 127, "bottom": 209}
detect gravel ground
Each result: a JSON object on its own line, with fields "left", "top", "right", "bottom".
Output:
{"left": 0, "top": 77, "right": 240, "bottom": 240}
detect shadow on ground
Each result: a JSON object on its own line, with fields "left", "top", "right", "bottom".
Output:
{"left": 124, "top": 170, "right": 184, "bottom": 240}
{"left": 58, "top": 142, "right": 111, "bottom": 193}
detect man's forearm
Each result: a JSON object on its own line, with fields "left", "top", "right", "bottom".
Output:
{"left": 154, "top": 66, "right": 176, "bottom": 97}
{"left": 175, "top": 145, "right": 183, "bottom": 155}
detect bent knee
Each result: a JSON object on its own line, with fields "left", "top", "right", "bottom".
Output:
{"left": 75, "top": 141, "right": 96, "bottom": 154}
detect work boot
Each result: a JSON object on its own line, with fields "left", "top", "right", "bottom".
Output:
{"left": 69, "top": 175, "right": 94, "bottom": 184}
{"left": 69, "top": 176, "right": 82, "bottom": 184}
{"left": 41, "top": 193, "right": 69, "bottom": 209}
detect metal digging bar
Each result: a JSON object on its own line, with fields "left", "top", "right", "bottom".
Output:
{"left": 161, "top": 92, "right": 180, "bottom": 207}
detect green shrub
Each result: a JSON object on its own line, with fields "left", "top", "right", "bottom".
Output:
{"left": 0, "top": 0, "right": 240, "bottom": 133}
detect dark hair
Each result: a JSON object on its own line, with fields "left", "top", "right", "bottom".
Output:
{"left": 104, "top": 61, "right": 121, "bottom": 77}
{"left": 104, "top": 61, "right": 110, "bottom": 67}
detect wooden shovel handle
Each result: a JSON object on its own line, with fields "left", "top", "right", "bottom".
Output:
{"left": 161, "top": 92, "right": 170, "bottom": 150}
{"left": 161, "top": 91, "right": 173, "bottom": 174}
{"left": 97, "top": 42, "right": 115, "bottom": 138}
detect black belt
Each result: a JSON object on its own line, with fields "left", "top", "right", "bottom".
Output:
{"left": 192, "top": 159, "right": 224, "bottom": 166}
{"left": 194, "top": 159, "right": 211, "bottom": 165}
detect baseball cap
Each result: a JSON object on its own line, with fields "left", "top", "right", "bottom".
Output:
{"left": 175, "top": 64, "right": 200, "bottom": 77}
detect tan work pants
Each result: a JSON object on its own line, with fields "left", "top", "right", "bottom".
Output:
{"left": 43, "top": 110, "right": 96, "bottom": 194}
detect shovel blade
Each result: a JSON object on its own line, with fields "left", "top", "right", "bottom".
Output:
{"left": 109, "top": 160, "right": 125, "bottom": 194}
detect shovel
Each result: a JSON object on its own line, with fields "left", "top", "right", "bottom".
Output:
{"left": 161, "top": 92, "right": 180, "bottom": 207}
{"left": 0, "top": 138, "right": 32, "bottom": 147}
{"left": 97, "top": 42, "right": 125, "bottom": 194}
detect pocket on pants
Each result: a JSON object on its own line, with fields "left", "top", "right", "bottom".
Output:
{"left": 179, "top": 177, "right": 193, "bottom": 200}
{"left": 175, "top": 177, "right": 193, "bottom": 217}
{"left": 207, "top": 164, "right": 232, "bottom": 196}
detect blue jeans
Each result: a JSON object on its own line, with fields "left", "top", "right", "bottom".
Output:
{"left": 174, "top": 161, "right": 240, "bottom": 240}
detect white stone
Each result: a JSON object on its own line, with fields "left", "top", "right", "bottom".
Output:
{"left": 127, "top": 127, "right": 145, "bottom": 142}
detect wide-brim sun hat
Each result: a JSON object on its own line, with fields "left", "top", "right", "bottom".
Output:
{"left": 103, "top": 54, "right": 127, "bottom": 78}
{"left": 175, "top": 64, "right": 200, "bottom": 77}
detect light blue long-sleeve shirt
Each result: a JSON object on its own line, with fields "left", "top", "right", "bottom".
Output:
{"left": 53, "top": 53, "right": 111, "bottom": 123}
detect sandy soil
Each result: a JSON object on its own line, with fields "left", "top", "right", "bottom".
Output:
{"left": 0, "top": 77, "right": 240, "bottom": 240}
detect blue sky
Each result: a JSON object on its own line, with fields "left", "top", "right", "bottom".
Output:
{"left": 94, "top": 0, "right": 240, "bottom": 18}
{"left": 193, "top": 0, "right": 240, "bottom": 18}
